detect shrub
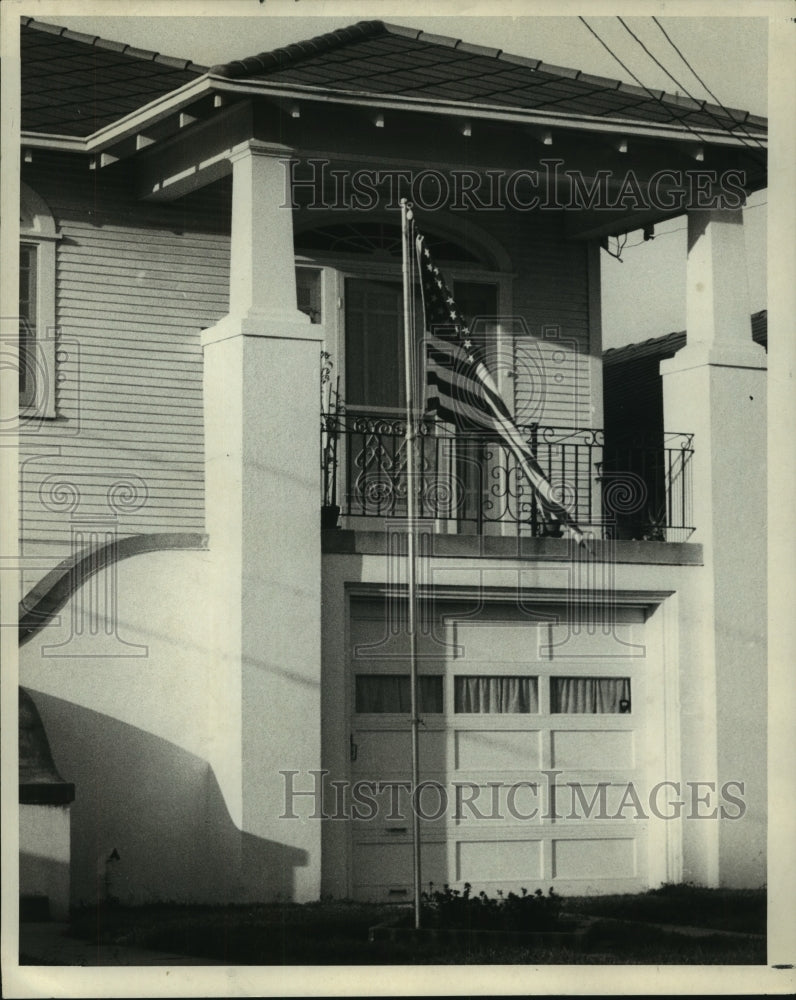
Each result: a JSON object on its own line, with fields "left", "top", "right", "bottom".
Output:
{"left": 420, "top": 883, "right": 563, "bottom": 932}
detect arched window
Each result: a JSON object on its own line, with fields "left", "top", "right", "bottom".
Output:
{"left": 19, "top": 183, "right": 59, "bottom": 417}
{"left": 295, "top": 221, "right": 483, "bottom": 264}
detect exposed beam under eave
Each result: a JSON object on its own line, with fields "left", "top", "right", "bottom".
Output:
{"left": 135, "top": 100, "right": 255, "bottom": 200}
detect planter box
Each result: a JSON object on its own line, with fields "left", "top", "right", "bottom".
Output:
{"left": 368, "top": 914, "right": 591, "bottom": 950}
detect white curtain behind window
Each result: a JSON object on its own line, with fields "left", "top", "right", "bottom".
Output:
{"left": 551, "top": 677, "right": 631, "bottom": 713}
{"left": 455, "top": 676, "right": 538, "bottom": 713}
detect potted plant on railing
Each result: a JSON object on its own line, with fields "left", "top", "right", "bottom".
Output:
{"left": 321, "top": 350, "right": 343, "bottom": 529}
{"left": 641, "top": 503, "right": 667, "bottom": 541}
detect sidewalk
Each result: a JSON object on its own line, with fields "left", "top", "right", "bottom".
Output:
{"left": 578, "top": 913, "right": 766, "bottom": 940}
{"left": 19, "top": 922, "right": 224, "bottom": 966}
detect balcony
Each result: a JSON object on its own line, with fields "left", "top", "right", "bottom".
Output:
{"left": 321, "top": 413, "right": 694, "bottom": 542}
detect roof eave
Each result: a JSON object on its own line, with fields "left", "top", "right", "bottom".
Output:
{"left": 21, "top": 75, "right": 215, "bottom": 152}
{"left": 20, "top": 71, "right": 767, "bottom": 162}
{"left": 206, "top": 75, "right": 767, "bottom": 149}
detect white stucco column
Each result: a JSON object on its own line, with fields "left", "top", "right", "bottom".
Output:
{"left": 661, "top": 208, "right": 766, "bottom": 889}
{"left": 202, "top": 140, "right": 323, "bottom": 902}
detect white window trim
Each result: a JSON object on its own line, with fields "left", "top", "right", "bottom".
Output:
{"left": 20, "top": 183, "right": 60, "bottom": 420}
{"left": 295, "top": 253, "right": 514, "bottom": 418}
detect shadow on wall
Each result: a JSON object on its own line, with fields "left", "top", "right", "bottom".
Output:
{"left": 20, "top": 831, "right": 69, "bottom": 921}
{"left": 26, "top": 689, "right": 308, "bottom": 907}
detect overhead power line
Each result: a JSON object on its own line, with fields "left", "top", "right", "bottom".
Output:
{"left": 651, "top": 16, "right": 766, "bottom": 151}
{"left": 578, "top": 16, "right": 712, "bottom": 147}
{"left": 617, "top": 16, "right": 766, "bottom": 156}
{"left": 578, "top": 16, "right": 765, "bottom": 172}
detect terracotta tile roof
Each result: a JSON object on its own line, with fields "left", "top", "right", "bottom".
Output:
{"left": 21, "top": 17, "right": 766, "bottom": 142}
{"left": 209, "top": 20, "right": 767, "bottom": 137}
{"left": 22, "top": 17, "right": 206, "bottom": 137}
{"left": 603, "top": 309, "right": 767, "bottom": 363}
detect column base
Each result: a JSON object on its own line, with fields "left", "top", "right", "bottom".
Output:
{"left": 661, "top": 340, "right": 767, "bottom": 376}
{"left": 202, "top": 309, "right": 316, "bottom": 347}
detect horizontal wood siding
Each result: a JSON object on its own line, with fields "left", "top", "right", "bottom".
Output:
{"left": 19, "top": 153, "right": 595, "bottom": 560}
{"left": 475, "top": 208, "right": 593, "bottom": 428}
{"left": 20, "top": 153, "right": 231, "bottom": 556}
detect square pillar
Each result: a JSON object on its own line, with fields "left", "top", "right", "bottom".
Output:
{"left": 203, "top": 141, "right": 323, "bottom": 902}
{"left": 661, "top": 208, "right": 766, "bottom": 888}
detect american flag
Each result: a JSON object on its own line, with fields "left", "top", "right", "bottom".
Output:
{"left": 414, "top": 230, "right": 586, "bottom": 545}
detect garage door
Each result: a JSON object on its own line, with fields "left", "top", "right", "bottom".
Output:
{"left": 349, "top": 597, "right": 650, "bottom": 900}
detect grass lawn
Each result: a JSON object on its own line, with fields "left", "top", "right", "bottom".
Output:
{"left": 65, "top": 886, "right": 766, "bottom": 965}
{"left": 566, "top": 883, "right": 766, "bottom": 935}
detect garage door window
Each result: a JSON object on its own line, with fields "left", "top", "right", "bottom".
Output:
{"left": 551, "top": 677, "right": 631, "bottom": 714}
{"left": 355, "top": 674, "right": 443, "bottom": 713}
{"left": 454, "top": 675, "right": 538, "bottom": 713}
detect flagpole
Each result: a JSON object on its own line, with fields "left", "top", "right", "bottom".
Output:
{"left": 401, "top": 197, "right": 422, "bottom": 930}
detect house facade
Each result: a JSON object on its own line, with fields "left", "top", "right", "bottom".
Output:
{"left": 16, "top": 18, "right": 767, "bottom": 913}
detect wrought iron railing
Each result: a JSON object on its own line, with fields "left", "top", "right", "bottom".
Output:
{"left": 321, "top": 412, "right": 694, "bottom": 541}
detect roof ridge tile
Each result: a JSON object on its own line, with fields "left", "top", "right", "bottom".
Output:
{"left": 381, "top": 22, "right": 422, "bottom": 40}
{"left": 119, "top": 44, "right": 158, "bottom": 63}
{"left": 536, "top": 61, "right": 580, "bottom": 79}
{"left": 210, "top": 19, "right": 388, "bottom": 78}
{"left": 23, "top": 18, "right": 65, "bottom": 37}
{"left": 496, "top": 51, "right": 542, "bottom": 70}
{"left": 620, "top": 82, "right": 665, "bottom": 101}
{"left": 454, "top": 40, "right": 502, "bottom": 59}
{"left": 577, "top": 71, "right": 621, "bottom": 89}
{"left": 91, "top": 36, "right": 129, "bottom": 54}
{"left": 414, "top": 31, "right": 459, "bottom": 50}
{"left": 60, "top": 28, "right": 100, "bottom": 46}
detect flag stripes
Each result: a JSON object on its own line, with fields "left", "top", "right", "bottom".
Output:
{"left": 414, "top": 227, "right": 586, "bottom": 544}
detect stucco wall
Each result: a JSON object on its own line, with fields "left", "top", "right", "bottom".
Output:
{"left": 19, "top": 545, "right": 319, "bottom": 906}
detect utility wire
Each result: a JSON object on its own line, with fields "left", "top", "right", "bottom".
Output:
{"left": 578, "top": 16, "right": 713, "bottom": 147}
{"left": 612, "top": 200, "right": 766, "bottom": 253}
{"left": 617, "top": 16, "right": 766, "bottom": 157}
{"left": 651, "top": 16, "right": 767, "bottom": 152}
{"left": 578, "top": 15, "right": 764, "bottom": 174}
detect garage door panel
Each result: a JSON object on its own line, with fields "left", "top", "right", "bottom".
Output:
{"left": 353, "top": 840, "right": 448, "bottom": 895}
{"left": 544, "top": 623, "right": 645, "bottom": 659}
{"left": 451, "top": 781, "right": 647, "bottom": 826}
{"left": 549, "top": 782, "right": 646, "bottom": 820}
{"left": 454, "top": 728, "right": 542, "bottom": 770}
{"left": 453, "top": 780, "right": 545, "bottom": 826}
{"left": 353, "top": 729, "right": 447, "bottom": 778}
{"left": 348, "top": 598, "right": 653, "bottom": 897}
{"left": 452, "top": 623, "right": 549, "bottom": 663}
{"left": 457, "top": 839, "right": 543, "bottom": 882}
{"left": 552, "top": 837, "right": 638, "bottom": 880}
{"left": 351, "top": 614, "right": 452, "bottom": 662}
{"left": 552, "top": 729, "right": 635, "bottom": 769}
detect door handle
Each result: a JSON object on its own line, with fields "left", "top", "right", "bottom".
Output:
{"left": 350, "top": 733, "right": 358, "bottom": 762}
